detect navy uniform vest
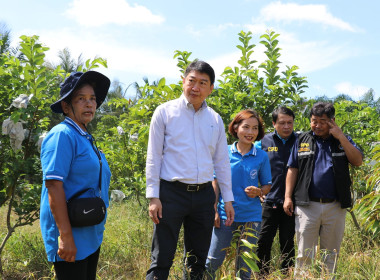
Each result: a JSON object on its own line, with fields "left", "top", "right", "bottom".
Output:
{"left": 294, "top": 131, "right": 352, "bottom": 208}
{"left": 261, "top": 132, "right": 297, "bottom": 204}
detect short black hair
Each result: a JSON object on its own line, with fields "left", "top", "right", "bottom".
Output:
{"left": 310, "top": 102, "right": 335, "bottom": 119}
{"left": 272, "top": 106, "right": 295, "bottom": 123}
{"left": 184, "top": 60, "right": 215, "bottom": 85}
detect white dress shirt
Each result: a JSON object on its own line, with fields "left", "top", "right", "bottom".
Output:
{"left": 146, "top": 94, "right": 234, "bottom": 202}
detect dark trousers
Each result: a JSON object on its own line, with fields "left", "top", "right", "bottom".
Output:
{"left": 53, "top": 247, "right": 100, "bottom": 280}
{"left": 146, "top": 180, "right": 215, "bottom": 280}
{"left": 257, "top": 202, "right": 295, "bottom": 274}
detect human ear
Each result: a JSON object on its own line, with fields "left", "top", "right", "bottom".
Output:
{"left": 61, "top": 101, "right": 70, "bottom": 114}
{"left": 234, "top": 123, "right": 239, "bottom": 133}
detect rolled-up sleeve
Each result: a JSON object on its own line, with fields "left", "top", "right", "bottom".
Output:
{"left": 146, "top": 107, "right": 165, "bottom": 198}
{"left": 212, "top": 116, "right": 234, "bottom": 202}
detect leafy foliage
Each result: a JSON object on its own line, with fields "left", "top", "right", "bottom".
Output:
{"left": 0, "top": 34, "right": 62, "bottom": 272}
{"left": 1, "top": 28, "right": 380, "bottom": 276}
{"left": 208, "top": 31, "right": 308, "bottom": 142}
{"left": 92, "top": 30, "right": 309, "bottom": 202}
{"left": 93, "top": 77, "right": 183, "bottom": 204}
{"left": 353, "top": 131, "right": 380, "bottom": 240}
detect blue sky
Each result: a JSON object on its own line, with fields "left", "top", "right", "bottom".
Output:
{"left": 2, "top": 0, "right": 379, "bottom": 100}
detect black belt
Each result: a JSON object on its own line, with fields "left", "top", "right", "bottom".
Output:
{"left": 310, "top": 197, "right": 336, "bottom": 203}
{"left": 162, "top": 179, "right": 211, "bottom": 192}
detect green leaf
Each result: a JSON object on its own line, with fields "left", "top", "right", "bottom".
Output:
{"left": 240, "top": 239, "right": 255, "bottom": 249}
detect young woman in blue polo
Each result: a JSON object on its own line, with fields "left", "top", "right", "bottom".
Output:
{"left": 40, "top": 71, "right": 111, "bottom": 279}
{"left": 206, "top": 109, "right": 272, "bottom": 280}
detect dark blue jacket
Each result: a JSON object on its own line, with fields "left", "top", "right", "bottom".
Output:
{"left": 260, "top": 132, "right": 297, "bottom": 204}
{"left": 293, "top": 131, "right": 353, "bottom": 208}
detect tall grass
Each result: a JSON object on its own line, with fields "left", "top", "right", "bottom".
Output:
{"left": 1, "top": 200, "right": 379, "bottom": 279}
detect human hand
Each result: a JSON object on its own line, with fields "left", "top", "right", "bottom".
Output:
{"left": 260, "top": 194, "right": 266, "bottom": 203}
{"left": 57, "top": 234, "right": 77, "bottom": 262}
{"left": 149, "top": 198, "right": 162, "bottom": 224}
{"left": 224, "top": 201, "right": 234, "bottom": 226}
{"left": 328, "top": 119, "right": 344, "bottom": 140}
{"left": 214, "top": 211, "right": 220, "bottom": 228}
{"left": 245, "top": 186, "right": 262, "bottom": 198}
{"left": 283, "top": 197, "right": 294, "bottom": 216}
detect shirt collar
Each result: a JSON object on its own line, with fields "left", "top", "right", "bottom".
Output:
{"left": 275, "top": 130, "right": 294, "bottom": 144}
{"left": 313, "top": 131, "right": 334, "bottom": 143}
{"left": 312, "top": 131, "right": 332, "bottom": 142}
{"left": 64, "top": 117, "right": 88, "bottom": 136}
{"left": 231, "top": 141, "right": 257, "bottom": 156}
{"left": 180, "top": 94, "right": 208, "bottom": 110}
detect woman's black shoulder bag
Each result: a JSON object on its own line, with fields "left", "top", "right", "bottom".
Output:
{"left": 66, "top": 135, "right": 106, "bottom": 227}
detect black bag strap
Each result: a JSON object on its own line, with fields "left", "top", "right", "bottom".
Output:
{"left": 67, "top": 134, "right": 102, "bottom": 202}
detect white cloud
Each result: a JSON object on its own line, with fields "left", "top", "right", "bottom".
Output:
{"left": 310, "top": 84, "right": 329, "bottom": 97}
{"left": 23, "top": 28, "right": 179, "bottom": 87}
{"left": 65, "top": 0, "right": 165, "bottom": 27}
{"left": 244, "top": 24, "right": 353, "bottom": 74}
{"left": 334, "top": 82, "right": 369, "bottom": 100}
{"left": 186, "top": 23, "right": 240, "bottom": 40}
{"left": 281, "top": 40, "right": 353, "bottom": 74}
{"left": 257, "top": 1, "right": 358, "bottom": 32}
{"left": 243, "top": 23, "right": 271, "bottom": 36}
{"left": 211, "top": 23, "right": 240, "bottom": 34}
{"left": 185, "top": 25, "right": 202, "bottom": 39}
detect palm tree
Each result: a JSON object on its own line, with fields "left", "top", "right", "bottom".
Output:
{"left": 45, "top": 47, "right": 84, "bottom": 74}
{"left": 58, "top": 47, "right": 83, "bottom": 73}
{"left": 131, "top": 76, "right": 160, "bottom": 99}
{"left": 0, "top": 22, "right": 17, "bottom": 55}
{"left": 360, "top": 88, "right": 380, "bottom": 113}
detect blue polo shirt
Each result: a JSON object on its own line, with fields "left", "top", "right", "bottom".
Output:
{"left": 288, "top": 133, "right": 359, "bottom": 199}
{"left": 40, "top": 117, "right": 111, "bottom": 262}
{"left": 218, "top": 143, "right": 272, "bottom": 222}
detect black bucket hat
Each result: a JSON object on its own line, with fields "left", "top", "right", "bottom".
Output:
{"left": 51, "top": 71, "right": 111, "bottom": 113}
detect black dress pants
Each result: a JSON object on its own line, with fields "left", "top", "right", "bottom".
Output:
{"left": 53, "top": 247, "right": 100, "bottom": 280}
{"left": 257, "top": 202, "right": 295, "bottom": 274}
{"left": 146, "top": 180, "right": 215, "bottom": 280}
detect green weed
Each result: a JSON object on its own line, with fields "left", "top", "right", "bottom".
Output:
{"left": 0, "top": 201, "right": 378, "bottom": 279}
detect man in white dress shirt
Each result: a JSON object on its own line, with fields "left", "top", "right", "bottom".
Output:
{"left": 146, "top": 61, "right": 234, "bottom": 280}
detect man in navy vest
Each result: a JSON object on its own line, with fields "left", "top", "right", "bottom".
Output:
{"left": 284, "top": 102, "right": 363, "bottom": 278}
{"left": 255, "top": 106, "right": 297, "bottom": 275}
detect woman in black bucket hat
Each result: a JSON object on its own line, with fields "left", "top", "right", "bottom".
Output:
{"left": 50, "top": 71, "right": 110, "bottom": 114}
{"left": 40, "top": 71, "right": 112, "bottom": 279}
